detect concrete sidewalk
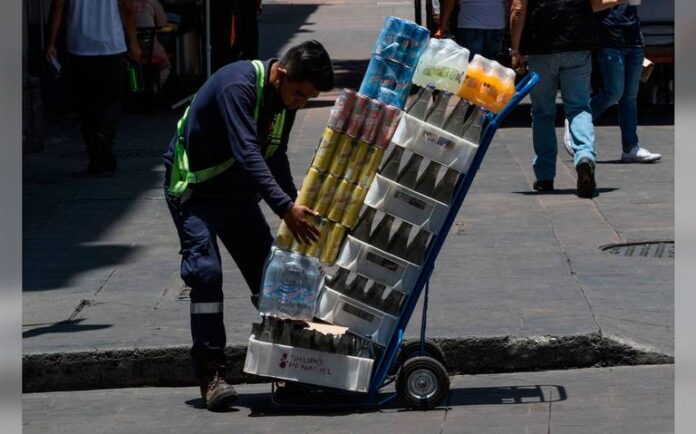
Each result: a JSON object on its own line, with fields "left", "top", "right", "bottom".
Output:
{"left": 22, "top": 0, "right": 673, "bottom": 392}
{"left": 23, "top": 365, "right": 674, "bottom": 434}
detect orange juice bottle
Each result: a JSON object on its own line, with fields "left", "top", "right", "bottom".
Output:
{"left": 478, "top": 60, "right": 505, "bottom": 110}
{"left": 457, "top": 54, "right": 488, "bottom": 104}
{"left": 490, "top": 65, "right": 516, "bottom": 113}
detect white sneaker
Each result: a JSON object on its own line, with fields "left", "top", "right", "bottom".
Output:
{"left": 563, "top": 118, "right": 575, "bottom": 157}
{"left": 621, "top": 146, "right": 662, "bottom": 163}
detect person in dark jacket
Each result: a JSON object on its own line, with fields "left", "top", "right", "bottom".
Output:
{"left": 510, "top": 0, "right": 626, "bottom": 198}
{"left": 565, "top": 4, "right": 660, "bottom": 163}
{"left": 163, "top": 40, "right": 334, "bottom": 411}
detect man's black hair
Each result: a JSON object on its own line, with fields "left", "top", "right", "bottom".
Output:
{"left": 279, "top": 40, "right": 335, "bottom": 92}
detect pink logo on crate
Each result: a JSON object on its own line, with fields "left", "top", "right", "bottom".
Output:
{"left": 279, "top": 353, "right": 288, "bottom": 369}
{"left": 283, "top": 354, "right": 334, "bottom": 376}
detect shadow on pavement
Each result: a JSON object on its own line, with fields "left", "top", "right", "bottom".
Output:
{"left": 22, "top": 318, "right": 112, "bottom": 339}
{"left": 513, "top": 187, "right": 620, "bottom": 196}
{"left": 200, "top": 384, "right": 568, "bottom": 416}
{"left": 259, "top": 4, "right": 320, "bottom": 58}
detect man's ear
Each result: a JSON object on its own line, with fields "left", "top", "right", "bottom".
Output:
{"left": 275, "top": 66, "right": 288, "bottom": 84}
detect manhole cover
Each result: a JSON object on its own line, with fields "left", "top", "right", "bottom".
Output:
{"left": 600, "top": 241, "right": 674, "bottom": 259}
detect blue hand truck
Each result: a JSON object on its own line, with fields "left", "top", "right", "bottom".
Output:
{"left": 270, "top": 72, "right": 540, "bottom": 411}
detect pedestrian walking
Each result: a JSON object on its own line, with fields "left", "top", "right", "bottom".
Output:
{"left": 45, "top": 0, "right": 141, "bottom": 174}
{"left": 163, "top": 40, "right": 334, "bottom": 411}
{"left": 437, "top": 0, "right": 507, "bottom": 60}
{"left": 134, "top": 0, "right": 172, "bottom": 90}
{"left": 510, "top": 0, "right": 626, "bottom": 198}
{"left": 563, "top": 3, "right": 661, "bottom": 163}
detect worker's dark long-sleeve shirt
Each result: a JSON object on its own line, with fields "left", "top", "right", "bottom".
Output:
{"left": 163, "top": 59, "right": 297, "bottom": 217}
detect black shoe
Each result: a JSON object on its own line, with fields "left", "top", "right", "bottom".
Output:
{"left": 94, "top": 133, "right": 117, "bottom": 173}
{"left": 533, "top": 180, "right": 554, "bottom": 192}
{"left": 576, "top": 158, "right": 596, "bottom": 198}
{"left": 200, "top": 363, "right": 238, "bottom": 411}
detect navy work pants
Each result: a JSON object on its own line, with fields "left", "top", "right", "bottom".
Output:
{"left": 165, "top": 192, "right": 273, "bottom": 375}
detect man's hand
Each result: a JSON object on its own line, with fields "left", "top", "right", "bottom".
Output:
{"left": 434, "top": 22, "right": 449, "bottom": 39}
{"left": 45, "top": 45, "right": 58, "bottom": 63}
{"left": 283, "top": 204, "right": 320, "bottom": 245}
{"left": 511, "top": 52, "right": 526, "bottom": 74}
{"left": 128, "top": 44, "right": 142, "bottom": 62}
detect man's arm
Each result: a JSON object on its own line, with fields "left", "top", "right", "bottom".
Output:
{"left": 266, "top": 111, "right": 299, "bottom": 202}
{"left": 509, "top": 0, "right": 527, "bottom": 73}
{"left": 117, "top": 0, "right": 142, "bottom": 61}
{"left": 45, "top": 0, "right": 65, "bottom": 61}
{"left": 217, "top": 83, "right": 318, "bottom": 243}
{"left": 591, "top": 0, "right": 626, "bottom": 12}
{"left": 437, "top": 0, "right": 456, "bottom": 37}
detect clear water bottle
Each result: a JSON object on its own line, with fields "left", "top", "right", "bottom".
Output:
{"left": 460, "top": 107, "right": 487, "bottom": 144}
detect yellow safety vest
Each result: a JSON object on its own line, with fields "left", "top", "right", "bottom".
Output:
{"left": 168, "top": 60, "right": 287, "bottom": 197}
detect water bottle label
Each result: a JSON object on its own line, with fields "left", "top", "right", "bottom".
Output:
{"left": 421, "top": 66, "right": 463, "bottom": 82}
{"left": 394, "top": 190, "right": 427, "bottom": 210}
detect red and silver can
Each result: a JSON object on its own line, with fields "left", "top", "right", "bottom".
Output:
{"left": 359, "top": 99, "right": 385, "bottom": 144}
{"left": 327, "top": 89, "right": 357, "bottom": 132}
{"left": 345, "top": 94, "right": 371, "bottom": 138}
{"left": 374, "top": 105, "right": 402, "bottom": 149}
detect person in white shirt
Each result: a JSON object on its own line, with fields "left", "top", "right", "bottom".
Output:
{"left": 46, "top": 0, "right": 141, "bottom": 174}
{"left": 438, "top": 0, "right": 507, "bottom": 61}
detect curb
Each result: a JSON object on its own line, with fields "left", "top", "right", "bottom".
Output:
{"left": 22, "top": 333, "right": 673, "bottom": 393}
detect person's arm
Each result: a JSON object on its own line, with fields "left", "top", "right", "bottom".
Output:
{"left": 437, "top": 0, "right": 456, "bottom": 37}
{"left": 266, "top": 111, "right": 299, "bottom": 201}
{"left": 152, "top": 0, "right": 168, "bottom": 27}
{"left": 509, "top": 0, "right": 527, "bottom": 73}
{"left": 45, "top": 0, "right": 65, "bottom": 61}
{"left": 591, "top": 0, "right": 626, "bottom": 12}
{"left": 217, "top": 83, "right": 318, "bottom": 243}
{"left": 118, "top": 0, "right": 142, "bottom": 61}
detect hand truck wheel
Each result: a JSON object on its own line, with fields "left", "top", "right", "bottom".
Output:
{"left": 397, "top": 339, "right": 447, "bottom": 367}
{"left": 396, "top": 356, "right": 450, "bottom": 410}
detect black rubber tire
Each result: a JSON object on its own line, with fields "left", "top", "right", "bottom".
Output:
{"left": 397, "top": 339, "right": 447, "bottom": 367}
{"left": 396, "top": 356, "right": 450, "bottom": 410}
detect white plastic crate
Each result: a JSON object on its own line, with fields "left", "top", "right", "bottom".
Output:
{"left": 315, "top": 286, "right": 399, "bottom": 347}
{"left": 244, "top": 335, "right": 374, "bottom": 393}
{"left": 335, "top": 235, "right": 420, "bottom": 293}
{"left": 391, "top": 113, "right": 478, "bottom": 174}
{"left": 364, "top": 174, "right": 449, "bottom": 235}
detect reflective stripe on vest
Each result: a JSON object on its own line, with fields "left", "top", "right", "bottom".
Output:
{"left": 168, "top": 60, "right": 287, "bottom": 197}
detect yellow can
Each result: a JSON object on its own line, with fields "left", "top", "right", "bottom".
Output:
{"left": 305, "top": 219, "right": 329, "bottom": 259}
{"left": 327, "top": 179, "right": 353, "bottom": 222}
{"left": 341, "top": 185, "right": 368, "bottom": 228}
{"left": 320, "top": 223, "right": 347, "bottom": 266}
{"left": 276, "top": 222, "right": 294, "bottom": 251}
{"left": 344, "top": 140, "right": 371, "bottom": 183}
{"left": 296, "top": 167, "right": 323, "bottom": 207}
{"left": 328, "top": 134, "right": 355, "bottom": 178}
{"left": 312, "top": 128, "right": 341, "bottom": 171}
{"left": 313, "top": 173, "right": 339, "bottom": 217}
{"left": 291, "top": 240, "right": 309, "bottom": 255}
{"left": 358, "top": 145, "right": 385, "bottom": 188}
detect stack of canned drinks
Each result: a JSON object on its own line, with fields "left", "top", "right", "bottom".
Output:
{"left": 275, "top": 88, "right": 402, "bottom": 266}
{"left": 359, "top": 16, "right": 430, "bottom": 108}
{"left": 252, "top": 316, "right": 376, "bottom": 358}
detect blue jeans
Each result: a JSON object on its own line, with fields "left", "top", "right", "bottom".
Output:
{"left": 591, "top": 47, "right": 644, "bottom": 153}
{"left": 455, "top": 28, "right": 505, "bottom": 61}
{"left": 527, "top": 51, "right": 596, "bottom": 181}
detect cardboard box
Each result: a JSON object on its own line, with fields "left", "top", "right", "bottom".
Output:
{"left": 243, "top": 322, "right": 375, "bottom": 393}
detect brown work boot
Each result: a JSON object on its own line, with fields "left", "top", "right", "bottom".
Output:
{"left": 199, "top": 363, "right": 238, "bottom": 411}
